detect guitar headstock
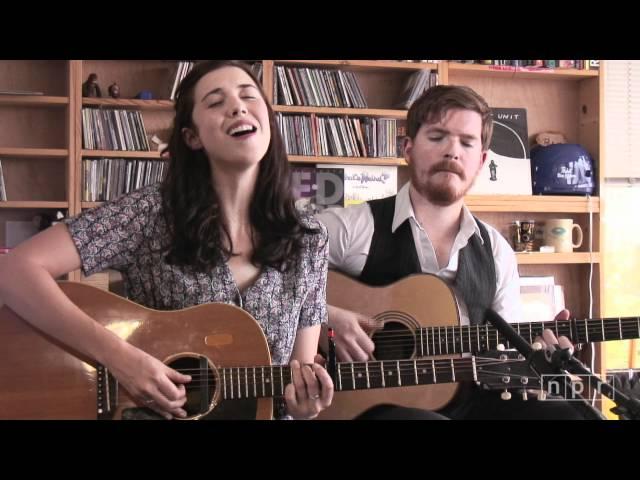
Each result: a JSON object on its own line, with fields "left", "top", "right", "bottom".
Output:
{"left": 475, "top": 350, "right": 541, "bottom": 400}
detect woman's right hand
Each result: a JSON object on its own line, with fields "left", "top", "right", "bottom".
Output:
{"left": 107, "top": 344, "right": 192, "bottom": 420}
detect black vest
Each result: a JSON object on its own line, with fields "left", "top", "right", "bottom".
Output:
{"left": 359, "top": 195, "right": 497, "bottom": 325}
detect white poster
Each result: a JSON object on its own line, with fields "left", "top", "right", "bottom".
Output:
{"left": 317, "top": 164, "right": 398, "bottom": 207}
{"left": 468, "top": 108, "right": 532, "bottom": 195}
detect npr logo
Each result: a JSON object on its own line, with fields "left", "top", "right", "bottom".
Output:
{"left": 541, "top": 374, "right": 614, "bottom": 401}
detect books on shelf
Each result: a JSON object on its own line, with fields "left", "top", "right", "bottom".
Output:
{"left": 277, "top": 113, "right": 398, "bottom": 158}
{"left": 275, "top": 65, "right": 367, "bottom": 108}
{"left": 250, "top": 62, "right": 263, "bottom": 84}
{"left": 468, "top": 107, "right": 532, "bottom": 195}
{"left": 449, "top": 60, "right": 596, "bottom": 71}
{"left": 82, "top": 108, "right": 151, "bottom": 151}
{"left": 82, "top": 158, "right": 168, "bottom": 202}
{"left": 169, "top": 61, "right": 195, "bottom": 101}
{"left": 519, "top": 276, "right": 565, "bottom": 323}
{"left": 395, "top": 69, "right": 439, "bottom": 109}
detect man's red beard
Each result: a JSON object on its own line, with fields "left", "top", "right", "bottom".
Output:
{"left": 411, "top": 159, "right": 473, "bottom": 206}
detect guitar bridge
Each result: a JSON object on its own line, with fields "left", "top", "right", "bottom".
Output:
{"left": 96, "top": 364, "right": 118, "bottom": 420}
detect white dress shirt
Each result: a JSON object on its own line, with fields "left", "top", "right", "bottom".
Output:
{"left": 317, "top": 182, "right": 524, "bottom": 325}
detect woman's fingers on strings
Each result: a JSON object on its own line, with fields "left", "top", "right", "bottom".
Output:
{"left": 301, "top": 364, "right": 321, "bottom": 401}
{"left": 290, "top": 360, "right": 307, "bottom": 401}
{"left": 312, "top": 363, "right": 334, "bottom": 406}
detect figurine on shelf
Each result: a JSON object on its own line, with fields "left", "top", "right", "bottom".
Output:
{"left": 82, "top": 73, "right": 102, "bottom": 98}
{"left": 488, "top": 159, "right": 498, "bottom": 181}
{"left": 108, "top": 82, "right": 120, "bottom": 99}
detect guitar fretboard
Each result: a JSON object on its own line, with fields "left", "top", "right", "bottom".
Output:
{"left": 408, "top": 317, "right": 640, "bottom": 356}
{"left": 216, "top": 357, "right": 490, "bottom": 400}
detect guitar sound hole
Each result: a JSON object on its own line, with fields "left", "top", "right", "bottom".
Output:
{"left": 372, "top": 322, "right": 415, "bottom": 360}
{"left": 166, "top": 356, "right": 216, "bottom": 417}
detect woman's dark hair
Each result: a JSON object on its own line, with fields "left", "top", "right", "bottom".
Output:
{"left": 160, "top": 60, "right": 318, "bottom": 272}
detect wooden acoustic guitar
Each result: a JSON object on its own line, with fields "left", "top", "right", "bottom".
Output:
{"left": 317, "top": 270, "right": 640, "bottom": 420}
{"left": 0, "top": 281, "right": 531, "bottom": 420}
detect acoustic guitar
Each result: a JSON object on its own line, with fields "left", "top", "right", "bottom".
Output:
{"left": 317, "top": 270, "right": 640, "bottom": 419}
{"left": 0, "top": 281, "right": 532, "bottom": 420}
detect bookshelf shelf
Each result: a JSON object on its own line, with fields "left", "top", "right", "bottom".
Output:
{"left": 81, "top": 150, "right": 162, "bottom": 159}
{"left": 516, "top": 252, "right": 600, "bottom": 265}
{"left": 466, "top": 195, "right": 600, "bottom": 213}
{"left": 448, "top": 63, "right": 599, "bottom": 80}
{"left": 81, "top": 202, "right": 102, "bottom": 209}
{"left": 276, "top": 60, "right": 439, "bottom": 71}
{"left": 0, "top": 147, "right": 68, "bottom": 158}
{"left": 82, "top": 98, "right": 174, "bottom": 110}
{"left": 0, "top": 96, "right": 68, "bottom": 107}
{"left": 273, "top": 105, "right": 407, "bottom": 119}
{"left": 288, "top": 155, "right": 407, "bottom": 166}
{"left": 0, "top": 201, "right": 69, "bottom": 209}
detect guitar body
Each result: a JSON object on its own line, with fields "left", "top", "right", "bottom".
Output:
{"left": 317, "top": 271, "right": 462, "bottom": 420}
{"left": 0, "top": 282, "right": 273, "bottom": 420}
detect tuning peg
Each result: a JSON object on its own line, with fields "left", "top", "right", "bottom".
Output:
{"left": 532, "top": 341, "right": 543, "bottom": 351}
{"left": 501, "top": 390, "right": 512, "bottom": 401}
{"left": 539, "top": 390, "right": 547, "bottom": 401}
{"left": 521, "top": 391, "right": 528, "bottom": 401}
{"left": 497, "top": 344, "right": 506, "bottom": 351}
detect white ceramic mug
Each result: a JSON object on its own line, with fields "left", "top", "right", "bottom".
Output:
{"left": 543, "top": 219, "right": 583, "bottom": 253}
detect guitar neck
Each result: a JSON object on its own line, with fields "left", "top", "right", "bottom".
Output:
{"left": 332, "top": 357, "right": 479, "bottom": 392}
{"left": 414, "top": 317, "right": 640, "bottom": 356}
{"left": 217, "top": 357, "right": 481, "bottom": 400}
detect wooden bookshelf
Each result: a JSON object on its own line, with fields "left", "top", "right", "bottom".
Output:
{"left": 0, "top": 201, "right": 69, "bottom": 209}
{"left": 273, "top": 104, "right": 407, "bottom": 119}
{"left": 0, "top": 96, "right": 68, "bottom": 107}
{"left": 1, "top": 59, "right": 604, "bottom": 292}
{"left": 516, "top": 252, "right": 601, "bottom": 265}
{"left": 466, "top": 195, "right": 600, "bottom": 213}
{"left": 81, "top": 202, "right": 102, "bottom": 209}
{"left": 448, "top": 63, "right": 600, "bottom": 80}
{"left": 0, "top": 60, "right": 73, "bottom": 252}
{"left": 276, "top": 60, "right": 440, "bottom": 71}
{"left": 289, "top": 155, "right": 407, "bottom": 166}
{"left": 0, "top": 147, "right": 68, "bottom": 158}
{"left": 81, "top": 149, "right": 162, "bottom": 159}
{"left": 82, "top": 98, "right": 174, "bottom": 110}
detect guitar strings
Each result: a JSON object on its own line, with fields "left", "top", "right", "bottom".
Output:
{"left": 369, "top": 321, "right": 640, "bottom": 350}
{"left": 168, "top": 358, "right": 538, "bottom": 390}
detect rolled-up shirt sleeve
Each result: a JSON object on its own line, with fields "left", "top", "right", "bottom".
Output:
{"left": 63, "top": 187, "right": 156, "bottom": 277}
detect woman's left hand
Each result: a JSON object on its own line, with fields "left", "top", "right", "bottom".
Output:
{"left": 285, "top": 354, "right": 334, "bottom": 420}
